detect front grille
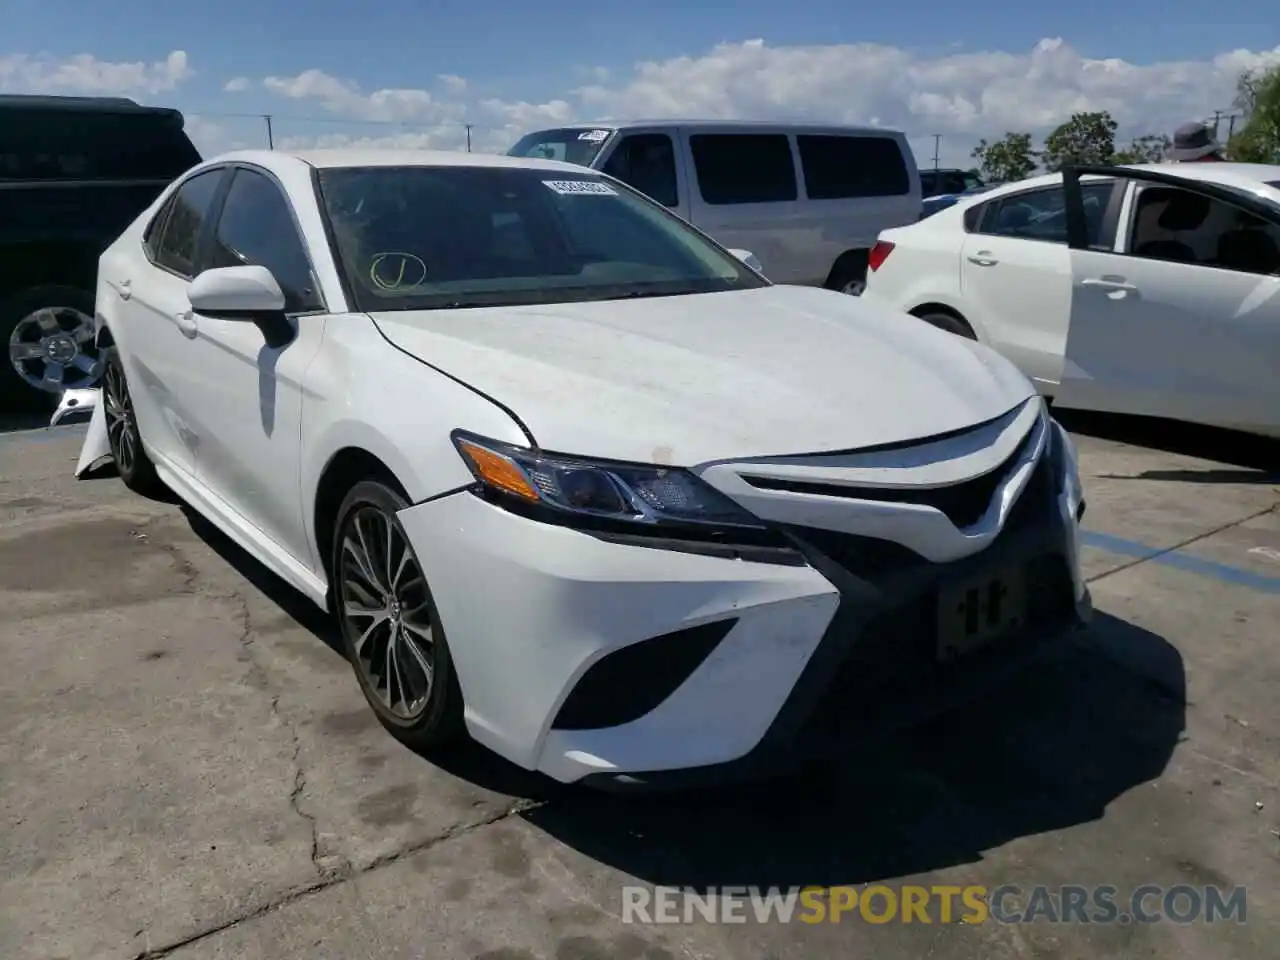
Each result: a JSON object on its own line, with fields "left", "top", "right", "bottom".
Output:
{"left": 782, "top": 433, "right": 1056, "bottom": 586}
{"left": 742, "top": 425, "right": 1037, "bottom": 530}
{"left": 795, "top": 553, "right": 1075, "bottom": 749}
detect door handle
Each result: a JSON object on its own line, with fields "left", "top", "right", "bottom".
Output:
{"left": 1081, "top": 276, "right": 1138, "bottom": 293}
{"left": 967, "top": 253, "right": 998, "bottom": 266}
{"left": 174, "top": 309, "right": 199, "bottom": 338}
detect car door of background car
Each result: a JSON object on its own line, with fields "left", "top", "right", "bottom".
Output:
{"left": 1060, "top": 167, "right": 1280, "bottom": 434}
{"left": 121, "top": 166, "right": 229, "bottom": 476}
{"left": 594, "top": 128, "right": 691, "bottom": 219}
{"left": 959, "top": 179, "right": 1121, "bottom": 389}
{"left": 181, "top": 164, "right": 329, "bottom": 566}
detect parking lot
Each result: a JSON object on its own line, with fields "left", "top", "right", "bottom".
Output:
{"left": 1, "top": 411, "right": 1277, "bottom": 960}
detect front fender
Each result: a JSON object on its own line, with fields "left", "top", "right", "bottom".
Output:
{"left": 299, "top": 315, "right": 531, "bottom": 567}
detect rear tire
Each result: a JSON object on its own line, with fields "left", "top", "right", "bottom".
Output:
{"left": 102, "top": 346, "right": 165, "bottom": 496}
{"left": 827, "top": 254, "right": 869, "bottom": 296}
{"left": 331, "top": 480, "right": 465, "bottom": 750}
{"left": 917, "top": 311, "right": 977, "bottom": 339}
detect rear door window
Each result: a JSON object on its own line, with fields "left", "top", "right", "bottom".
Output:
{"left": 978, "top": 182, "right": 1117, "bottom": 248}
{"left": 688, "top": 133, "right": 797, "bottom": 205}
{"left": 600, "top": 133, "right": 679, "bottom": 207}
{"left": 796, "top": 135, "right": 910, "bottom": 199}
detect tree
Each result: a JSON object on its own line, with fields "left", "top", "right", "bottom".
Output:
{"left": 1113, "top": 134, "right": 1172, "bottom": 165}
{"left": 1040, "top": 111, "right": 1118, "bottom": 172}
{"left": 1228, "top": 65, "right": 1280, "bottom": 163}
{"left": 970, "top": 132, "right": 1037, "bottom": 183}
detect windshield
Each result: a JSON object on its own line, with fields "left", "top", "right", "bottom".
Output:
{"left": 317, "top": 165, "right": 768, "bottom": 312}
{"left": 507, "top": 127, "right": 615, "bottom": 167}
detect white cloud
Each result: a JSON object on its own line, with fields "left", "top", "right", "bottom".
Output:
{"left": 221, "top": 38, "right": 1280, "bottom": 166}
{"left": 258, "top": 68, "right": 467, "bottom": 125}
{"left": 0, "top": 50, "right": 191, "bottom": 95}
{"left": 223, "top": 76, "right": 250, "bottom": 93}
{"left": 437, "top": 73, "right": 467, "bottom": 94}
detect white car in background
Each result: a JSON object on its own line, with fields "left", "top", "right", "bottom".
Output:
{"left": 861, "top": 162, "right": 1280, "bottom": 438}
{"left": 77, "top": 148, "right": 1089, "bottom": 789}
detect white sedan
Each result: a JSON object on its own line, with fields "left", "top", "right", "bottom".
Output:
{"left": 76, "top": 148, "right": 1089, "bottom": 788}
{"left": 862, "top": 162, "right": 1280, "bottom": 438}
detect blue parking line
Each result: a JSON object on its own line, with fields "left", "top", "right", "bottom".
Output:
{"left": 1081, "top": 530, "right": 1280, "bottom": 594}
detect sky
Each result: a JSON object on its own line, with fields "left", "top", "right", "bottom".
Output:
{"left": 2, "top": 0, "right": 1278, "bottom": 169}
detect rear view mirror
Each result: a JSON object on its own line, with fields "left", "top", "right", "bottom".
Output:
{"left": 188, "top": 265, "right": 286, "bottom": 318}
{"left": 728, "top": 248, "right": 765, "bottom": 275}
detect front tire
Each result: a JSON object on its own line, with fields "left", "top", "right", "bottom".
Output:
{"left": 331, "top": 480, "right": 464, "bottom": 749}
{"left": 102, "top": 346, "right": 164, "bottom": 496}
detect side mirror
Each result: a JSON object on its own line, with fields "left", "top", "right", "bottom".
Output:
{"left": 188, "top": 265, "right": 286, "bottom": 316}
{"left": 188, "top": 265, "right": 293, "bottom": 347}
{"left": 728, "top": 248, "right": 764, "bottom": 275}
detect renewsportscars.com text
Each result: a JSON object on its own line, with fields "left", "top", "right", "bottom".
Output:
{"left": 622, "top": 884, "right": 1247, "bottom": 925}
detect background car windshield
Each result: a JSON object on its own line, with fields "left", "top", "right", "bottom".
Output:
{"left": 507, "top": 128, "right": 614, "bottom": 166}
{"left": 318, "top": 165, "right": 766, "bottom": 311}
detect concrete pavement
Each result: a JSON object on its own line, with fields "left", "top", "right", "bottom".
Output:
{"left": 1, "top": 413, "right": 1277, "bottom": 959}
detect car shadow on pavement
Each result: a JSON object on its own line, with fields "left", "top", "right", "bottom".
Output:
{"left": 1054, "top": 408, "right": 1280, "bottom": 476}
{"left": 515, "top": 615, "right": 1186, "bottom": 888}
{"left": 176, "top": 503, "right": 1188, "bottom": 887}
{"left": 180, "top": 507, "right": 345, "bottom": 657}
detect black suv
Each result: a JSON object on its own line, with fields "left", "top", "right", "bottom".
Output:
{"left": 1, "top": 95, "right": 201, "bottom": 410}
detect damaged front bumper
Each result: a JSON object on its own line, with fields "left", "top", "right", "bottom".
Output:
{"left": 48, "top": 387, "right": 112, "bottom": 477}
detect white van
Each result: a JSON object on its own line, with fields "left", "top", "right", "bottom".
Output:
{"left": 507, "top": 120, "right": 922, "bottom": 294}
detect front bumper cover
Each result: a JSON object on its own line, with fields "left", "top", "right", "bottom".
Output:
{"left": 581, "top": 476, "right": 1089, "bottom": 792}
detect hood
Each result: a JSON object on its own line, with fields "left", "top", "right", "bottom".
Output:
{"left": 370, "top": 285, "right": 1035, "bottom": 466}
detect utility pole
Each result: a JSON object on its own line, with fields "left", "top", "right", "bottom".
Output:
{"left": 931, "top": 133, "right": 941, "bottom": 170}
{"left": 1209, "top": 109, "right": 1224, "bottom": 139}
{"left": 263, "top": 114, "right": 275, "bottom": 150}
{"left": 465, "top": 123, "right": 473, "bottom": 152}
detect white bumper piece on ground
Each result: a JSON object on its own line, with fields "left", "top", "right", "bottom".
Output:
{"left": 47, "top": 387, "right": 112, "bottom": 477}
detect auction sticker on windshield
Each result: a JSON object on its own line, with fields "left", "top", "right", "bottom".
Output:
{"left": 577, "top": 129, "right": 610, "bottom": 141}
{"left": 542, "top": 180, "right": 617, "bottom": 195}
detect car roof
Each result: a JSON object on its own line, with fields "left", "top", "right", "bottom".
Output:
{"left": 961, "top": 163, "right": 1280, "bottom": 207}
{"left": 529, "top": 119, "right": 902, "bottom": 137}
{"left": 207, "top": 148, "right": 593, "bottom": 176}
{"left": 0, "top": 94, "right": 185, "bottom": 118}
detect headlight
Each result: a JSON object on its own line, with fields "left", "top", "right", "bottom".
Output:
{"left": 451, "top": 431, "right": 797, "bottom": 558}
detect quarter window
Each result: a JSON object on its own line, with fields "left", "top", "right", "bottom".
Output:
{"left": 154, "top": 169, "right": 224, "bottom": 277}
{"left": 796, "top": 135, "right": 910, "bottom": 199}
{"left": 600, "top": 133, "right": 679, "bottom": 207}
{"left": 206, "top": 168, "right": 321, "bottom": 312}
{"left": 689, "top": 133, "right": 797, "bottom": 205}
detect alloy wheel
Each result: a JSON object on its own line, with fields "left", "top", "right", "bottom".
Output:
{"left": 103, "top": 357, "right": 138, "bottom": 477}
{"left": 338, "top": 506, "right": 437, "bottom": 720}
{"left": 7, "top": 307, "right": 104, "bottom": 393}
